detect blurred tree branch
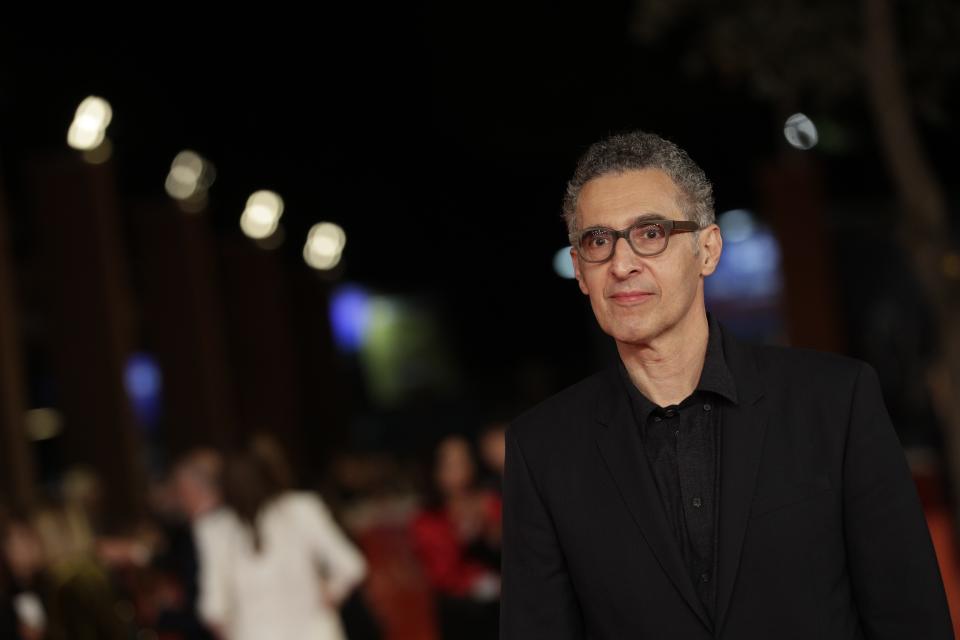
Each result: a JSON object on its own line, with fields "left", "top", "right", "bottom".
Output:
{"left": 631, "top": 0, "right": 960, "bottom": 508}
{"left": 861, "top": 0, "right": 960, "bottom": 524}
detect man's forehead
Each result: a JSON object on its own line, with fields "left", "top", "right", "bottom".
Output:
{"left": 577, "top": 170, "right": 684, "bottom": 227}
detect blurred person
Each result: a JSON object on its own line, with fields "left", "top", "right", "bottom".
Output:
{"left": 196, "top": 441, "right": 367, "bottom": 640}
{"left": 410, "top": 435, "right": 501, "bottom": 640}
{"left": 1, "top": 469, "right": 128, "bottom": 639}
{"left": 172, "top": 449, "right": 225, "bottom": 526}
{"left": 476, "top": 422, "right": 506, "bottom": 493}
{"left": 0, "top": 530, "right": 20, "bottom": 638}
{"left": 28, "top": 502, "right": 127, "bottom": 640}
{"left": 500, "top": 130, "right": 952, "bottom": 639}
{"left": 249, "top": 433, "right": 383, "bottom": 640}
{"left": 89, "top": 449, "right": 226, "bottom": 639}
{"left": 248, "top": 433, "right": 295, "bottom": 491}
{"left": 130, "top": 449, "right": 226, "bottom": 640}
{"left": 2, "top": 513, "right": 49, "bottom": 640}
{"left": 57, "top": 467, "right": 100, "bottom": 552}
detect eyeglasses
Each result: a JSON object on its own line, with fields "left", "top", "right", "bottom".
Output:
{"left": 569, "top": 218, "right": 701, "bottom": 263}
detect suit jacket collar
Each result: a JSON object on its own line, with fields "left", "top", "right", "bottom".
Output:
{"left": 714, "top": 324, "right": 766, "bottom": 633}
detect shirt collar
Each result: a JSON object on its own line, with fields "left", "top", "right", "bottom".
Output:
{"left": 617, "top": 313, "right": 739, "bottom": 424}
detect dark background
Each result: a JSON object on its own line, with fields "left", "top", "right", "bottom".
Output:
{"left": 0, "top": 2, "right": 957, "bottom": 511}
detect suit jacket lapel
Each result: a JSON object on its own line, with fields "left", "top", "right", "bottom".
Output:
{"left": 594, "top": 368, "right": 713, "bottom": 630}
{"left": 715, "top": 330, "right": 768, "bottom": 634}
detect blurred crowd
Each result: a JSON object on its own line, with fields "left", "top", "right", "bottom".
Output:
{"left": 0, "top": 424, "right": 507, "bottom": 640}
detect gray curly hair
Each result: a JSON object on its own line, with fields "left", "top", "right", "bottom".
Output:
{"left": 562, "top": 131, "right": 715, "bottom": 235}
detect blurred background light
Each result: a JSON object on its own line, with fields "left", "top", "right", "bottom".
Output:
{"left": 706, "top": 209, "right": 783, "bottom": 301}
{"left": 330, "top": 283, "right": 372, "bottom": 352}
{"left": 717, "top": 209, "right": 756, "bottom": 243}
{"left": 166, "top": 150, "right": 216, "bottom": 213}
{"left": 304, "top": 222, "right": 346, "bottom": 270}
{"left": 553, "top": 247, "right": 576, "bottom": 279}
{"left": 784, "top": 112, "right": 819, "bottom": 150}
{"left": 240, "top": 190, "right": 284, "bottom": 239}
{"left": 67, "top": 96, "right": 113, "bottom": 151}
{"left": 24, "top": 408, "right": 63, "bottom": 442}
{"left": 124, "top": 352, "right": 163, "bottom": 430}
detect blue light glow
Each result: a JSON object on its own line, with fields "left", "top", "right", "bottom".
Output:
{"left": 124, "top": 353, "right": 163, "bottom": 429}
{"left": 330, "top": 284, "right": 372, "bottom": 352}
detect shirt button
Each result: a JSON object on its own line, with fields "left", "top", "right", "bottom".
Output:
{"left": 692, "top": 497, "right": 702, "bottom": 508}
{"left": 653, "top": 416, "right": 662, "bottom": 422}
{"left": 703, "top": 403, "right": 712, "bottom": 412}
{"left": 674, "top": 430, "right": 680, "bottom": 438}
{"left": 700, "top": 573, "right": 711, "bottom": 583}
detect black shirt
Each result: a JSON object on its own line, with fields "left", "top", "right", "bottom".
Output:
{"left": 618, "top": 315, "right": 737, "bottom": 623}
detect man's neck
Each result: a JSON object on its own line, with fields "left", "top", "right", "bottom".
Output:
{"left": 617, "top": 312, "right": 710, "bottom": 407}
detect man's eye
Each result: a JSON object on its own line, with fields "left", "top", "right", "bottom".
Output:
{"left": 584, "top": 231, "right": 611, "bottom": 248}
{"left": 635, "top": 224, "right": 665, "bottom": 241}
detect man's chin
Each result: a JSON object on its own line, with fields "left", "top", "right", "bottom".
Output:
{"left": 603, "top": 323, "right": 658, "bottom": 347}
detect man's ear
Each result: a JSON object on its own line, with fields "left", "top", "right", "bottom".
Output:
{"left": 571, "top": 249, "right": 590, "bottom": 295}
{"left": 699, "top": 224, "right": 723, "bottom": 277}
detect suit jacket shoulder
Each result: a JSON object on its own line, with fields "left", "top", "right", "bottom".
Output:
{"left": 750, "top": 342, "right": 865, "bottom": 385}
{"left": 509, "top": 370, "right": 608, "bottom": 443}
{"left": 745, "top": 342, "right": 881, "bottom": 426}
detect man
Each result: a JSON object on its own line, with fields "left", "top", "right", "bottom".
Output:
{"left": 159, "top": 448, "right": 226, "bottom": 640}
{"left": 172, "top": 449, "right": 224, "bottom": 527}
{"left": 499, "top": 131, "right": 953, "bottom": 639}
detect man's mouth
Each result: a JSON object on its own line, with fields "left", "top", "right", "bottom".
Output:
{"left": 608, "top": 291, "right": 655, "bottom": 305}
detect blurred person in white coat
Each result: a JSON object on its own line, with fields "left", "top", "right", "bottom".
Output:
{"left": 196, "top": 440, "right": 367, "bottom": 640}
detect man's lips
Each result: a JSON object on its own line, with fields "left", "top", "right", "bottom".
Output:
{"left": 608, "top": 291, "right": 655, "bottom": 304}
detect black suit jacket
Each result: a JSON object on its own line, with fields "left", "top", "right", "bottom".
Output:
{"left": 500, "top": 328, "right": 953, "bottom": 639}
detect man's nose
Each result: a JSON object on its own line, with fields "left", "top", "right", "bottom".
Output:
{"left": 609, "top": 236, "right": 642, "bottom": 278}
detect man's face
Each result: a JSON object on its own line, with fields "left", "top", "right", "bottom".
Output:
{"left": 571, "top": 168, "right": 721, "bottom": 347}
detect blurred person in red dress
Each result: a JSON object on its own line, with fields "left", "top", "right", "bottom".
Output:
{"left": 410, "top": 435, "right": 501, "bottom": 640}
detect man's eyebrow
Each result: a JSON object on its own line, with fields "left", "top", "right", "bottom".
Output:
{"left": 578, "top": 212, "right": 673, "bottom": 232}
{"left": 582, "top": 213, "right": 667, "bottom": 229}
{"left": 631, "top": 212, "right": 668, "bottom": 223}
